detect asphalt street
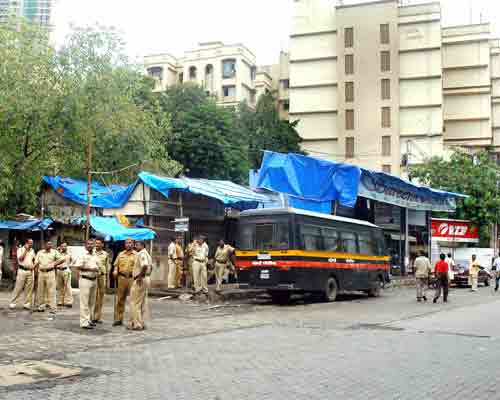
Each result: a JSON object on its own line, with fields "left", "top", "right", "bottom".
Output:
{"left": 1, "top": 284, "right": 500, "bottom": 399}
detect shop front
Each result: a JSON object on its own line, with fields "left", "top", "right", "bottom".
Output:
{"left": 430, "top": 218, "right": 480, "bottom": 263}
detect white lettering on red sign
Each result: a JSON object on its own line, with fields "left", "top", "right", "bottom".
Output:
{"left": 438, "top": 223, "right": 468, "bottom": 237}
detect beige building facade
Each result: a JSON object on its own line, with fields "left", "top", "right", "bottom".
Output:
{"left": 144, "top": 42, "right": 288, "bottom": 112}
{"left": 0, "top": 0, "right": 54, "bottom": 27}
{"left": 290, "top": 0, "right": 500, "bottom": 176}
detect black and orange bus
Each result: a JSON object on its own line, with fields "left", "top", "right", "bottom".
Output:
{"left": 235, "top": 208, "right": 390, "bottom": 303}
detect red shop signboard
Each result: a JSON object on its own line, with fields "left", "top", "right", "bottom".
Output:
{"left": 431, "top": 219, "right": 479, "bottom": 243}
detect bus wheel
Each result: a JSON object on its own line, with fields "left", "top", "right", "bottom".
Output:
{"left": 368, "top": 277, "right": 383, "bottom": 298}
{"left": 324, "top": 277, "right": 338, "bottom": 302}
{"left": 269, "top": 291, "right": 291, "bottom": 305}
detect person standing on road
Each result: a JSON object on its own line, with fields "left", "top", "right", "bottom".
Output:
{"left": 74, "top": 239, "right": 100, "bottom": 329}
{"left": 56, "top": 243, "right": 73, "bottom": 308}
{"left": 493, "top": 255, "right": 500, "bottom": 292}
{"left": 445, "top": 253, "right": 455, "bottom": 282}
{"left": 175, "top": 236, "right": 184, "bottom": 288}
{"left": 9, "top": 239, "right": 36, "bottom": 310}
{"left": 128, "top": 241, "right": 152, "bottom": 331}
{"left": 93, "top": 239, "right": 110, "bottom": 324}
{"left": 167, "top": 237, "right": 177, "bottom": 289}
{"left": 214, "top": 239, "right": 235, "bottom": 293}
{"left": 414, "top": 251, "right": 432, "bottom": 302}
{"left": 192, "top": 236, "right": 209, "bottom": 297}
{"left": 34, "top": 241, "right": 64, "bottom": 318}
{"left": 433, "top": 253, "right": 450, "bottom": 303}
{"left": 186, "top": 240, "right": 195, "bottom": 288}
{"left": 469, "top": 254, "right": 481, "bottom": 292}
{"left": 112, "top": 238, "right": 137, "bottom": 326}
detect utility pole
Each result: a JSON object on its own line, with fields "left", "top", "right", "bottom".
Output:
{"left": 85, "top": 137, "right": 93, "bottom": 241}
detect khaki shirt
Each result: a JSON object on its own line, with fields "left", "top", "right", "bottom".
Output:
{"left": 175, "top": 243, "right": 184, "bottom": 260}
{"left": 192, "top": 242, "right": 209, "bottom": 263}
{"left": 168, "top": 242, "right": 176, "bottom": 260}
{"left": 215, "top": 245, "right": 234, "bottom": 264}
{"left": 414, "top": 256, "right": 432, "bottom": 278}
{"left": 17, "top": 246, "right": 36, "bottom": 269}
{"left": 35, "top": 249, "right": 61, "bottom": 271}
{"left": 94, "top": 249, "right": 110, "bottom": 275}
{"left": 470, "top": 259, "right": 481, "bottom": 277}
{"left": 114, "top": 250, "right": 137, "bottom": 276}
{"left": 74, "top": 251, "right": 100, "bottom": 278}
{"left": 133, "top": 248, "right": 152, "bottom": 279}
{"left": 58, "top": 250, "right": 73, "bottom": 270}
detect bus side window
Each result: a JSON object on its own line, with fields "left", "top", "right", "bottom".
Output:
{"left": 301, "top": 224, "right": 323, "bottom": 251}
{"left": 358, "top": 231, "right": 375, "bottom": 255}
{"left": 276, "top": 223, "right": 290, "bottom": 250}
{"left": 340, "top": 231, "right": 358, "bottom": 254}
{"left": 323, "top": 228, "right": 340, "bottom": 252}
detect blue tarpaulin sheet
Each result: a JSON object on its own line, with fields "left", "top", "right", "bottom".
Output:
{"left": 0, "top": 218, "right": 53, "bottom": 231}
{"left": 138, "top": 172, "right": 274, "bottom": 210}
{"left": 256, "top": 152, "right": 361, "bottom": 208}
{"left": 43, "top": 176, "right": 135, "bottom": 209}
{"left": 89, "top": 216, "right": 155, "bottom": 241}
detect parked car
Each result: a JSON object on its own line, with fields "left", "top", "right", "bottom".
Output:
{"left": 451, "top": 264, "right": 491, "bottom": 287}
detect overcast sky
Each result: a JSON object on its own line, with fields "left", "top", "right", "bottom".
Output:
{"left": 52, "top": 0, "right": 500, "bottom": 65}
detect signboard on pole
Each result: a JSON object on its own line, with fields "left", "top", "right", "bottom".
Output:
{"left": 431, "top": 218, "right": 479, "bottom": 243}
{"left": 174, "top": 217, "right": 189, "bottom": 232}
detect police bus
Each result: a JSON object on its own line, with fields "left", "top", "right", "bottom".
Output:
{"left": 235, "top": 208, "right": 390, "bottom": 303}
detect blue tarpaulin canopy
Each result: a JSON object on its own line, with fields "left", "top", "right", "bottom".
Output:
{"left": 43, "top": 176, "right": 135, "bottom": 209}
{"left": 89, "top": 216, "right": 155, "bottom": 241}
{"left": 0, "top": 218, "right": 53, "bottom": 231}
{"left": 138, "top": 172, "right": 274, "bottom": 210}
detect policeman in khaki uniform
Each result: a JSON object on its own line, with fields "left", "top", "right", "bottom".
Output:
{"left": 112, "top": 238, "right": 137, "bottom": 326}
{"left": 9, "top": 239, "right": 36, "bottom": 310}
{"left": 186, "top": 240, "right": 195, "bottom": 288}
{"left": 56, "top": 243, "right": 73, "bottom": 307}
{"left": 192, "top": 236, "right": 209, "bottom": 296}
{"left": 74, "top": 239, "right": 100, "bottom": 329}
{"left": 174, "top": 237, "right": 184, "bottom": 288}
{"left": 128, "top": 241, "right": 152, "bottom": 331}
{"left": 214, "top": 239, "right": 235, "bottom": 293}
{"left": 167, "top": 238, "right": 177, "bottom": 289}
{"left": 34, "top": 241, "right": 64, "bottom": 316}
{"left": 93, "top": 239, "right": 110, "bottom": 324}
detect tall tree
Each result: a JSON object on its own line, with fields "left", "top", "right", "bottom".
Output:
{"left": 411, "top": 150, "right": 500, "bottom": 244}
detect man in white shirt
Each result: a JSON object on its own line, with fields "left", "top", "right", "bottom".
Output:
{"left": 493, "top": 255, "right": 500, "bottom": 292}
{"left": 445, "top": 253, "right": 455, "bottom": 282}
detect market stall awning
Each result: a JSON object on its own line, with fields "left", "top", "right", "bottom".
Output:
{"left": 43, "top": 176, "right": 135, "bottom": 209}
{"left": 89, "top": 216, "right": 155, "bottom": 241}
{"left": 138, "top": 171, "right": 275, "bottom": 211}
{"left": 0, "top": 218, "right": 53, "bottom": 231}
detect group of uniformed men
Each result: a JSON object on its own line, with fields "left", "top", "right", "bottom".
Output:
{"left": 8, "top": 237, "right": 152, "bottom": 330}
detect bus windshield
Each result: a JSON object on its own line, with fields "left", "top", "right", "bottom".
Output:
{"left": 237, "top": 220, "right": 290, "bottom": 251}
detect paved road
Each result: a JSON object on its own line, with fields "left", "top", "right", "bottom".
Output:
{"left": 1, "top": 284, "right": 500, "bottom": 399}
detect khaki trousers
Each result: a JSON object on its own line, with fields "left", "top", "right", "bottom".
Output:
{"left": 93, "top": 274, "right": 106, "bottom": 321}
{"left": 175, "top": 260, "right": 183, "bottom": 287}
{"left": 10, "top": 269, "right": 34, "bottom": 307}
{"left": 128, "top": 277, "right": 150, "bottom": 330}
{"left": 37, "top": 270, "right": 56, "bottom": 313}
{"left": 192, "top": 260, "right": 208, "bottom": 294}
{"left": 187, "top": 259, "right": 194, "bottom": 288}
{"left": 56, "top": 270, "right": 73, "bottom": 306}
{"left": 114, "top": 276, "right": 133, "bottom": 323}
{"left": 415, "top": 277, "right": 428, "bottom": 300}
{"left": 215, "top": 261, "right": 228, "bottom": 292}
{"left": 167, "top": 259, "right": 177, "bottom": 289}
{"left": 470, "top": 275, "right": 479, "bottom": 291}
{"left": 79, "top": 277, "right": 97, "bottom": 327}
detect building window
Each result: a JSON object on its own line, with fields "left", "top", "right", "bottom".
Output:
{"left": 283, "top": 101, "right": 290, "bottom": 111}
{"left": 382, "top": 164, "right": 392, "bottom": 174}
{"left": 282, "top": 79, "right": 290, "bottom": 89}
{"left": 345, "top": 109, "right": 354, "bottom": 130}
{"left": 222, "top": 59, "right": 236, "bottom": 79}
{"left": 147, "top": 67, "right": 163, "bottom": 81}
{"left": 381, "top": 51, "right": 391, "bottom": 72}
{"left": 380, "top": 24, "right": 390, "bottom": 44}
{"left": 344, "top": 27, "right": 354, "bottom": 48}
{"left": 205, "top": 64, "right": 214, "bottom": 91}
{"left": 179, "top": 72, "right": 184, "bottom": 84}
{"left": 345, "top": 82, "right": 354, "bottom": 102}
{"left": 251, "top": 66, "right": 257, "bottom": 81}
{"left": 345, "top": 54, "right": 354, "bottom": 75}
{"left": 189, "top": 66, "right": 197, "bottom": 80}
{"left": 223, "top": 85, "right": 236, "bottom": 98}
{"left": 382, "top": 136, "right": 391, "bottom": 156}
{"left": 382, "top": 107, "right": 391, "bottom": 128}
{"left": 345, "top": 137, "right": 355, "bottom": 158}
{"left": 381, "top": 79, "right": 391, "bottom": 100}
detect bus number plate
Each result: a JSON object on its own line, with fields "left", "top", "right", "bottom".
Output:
{"left": 260, "top": 270, "right": 270, "bottom": 279}
{"left": 258, "top": 253, "right": 271, "bottom": 260}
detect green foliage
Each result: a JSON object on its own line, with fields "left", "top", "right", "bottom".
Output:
{"left": 411, "top": 150, "right": 500, "bottom": 243}
{"left": 0, "top": 21, "right": 181, "bottom": 217}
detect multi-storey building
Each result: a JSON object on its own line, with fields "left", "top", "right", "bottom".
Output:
{"left": 144, "top": 42, "right": 288, "bottom": 112}
{"left": 0, "top": 0, "right": 54, "bottom": 27}
{"left": 290, "top": 0, "right": 500, "bottom": 176}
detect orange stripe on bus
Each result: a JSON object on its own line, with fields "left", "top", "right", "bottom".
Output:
{"left": 236, "top": 260, "right": 390, "bottom": 271}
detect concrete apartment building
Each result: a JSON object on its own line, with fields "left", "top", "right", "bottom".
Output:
{"left": 144, "top": 42, "right": 290, "bottom": 117}
{"left": 0, "top": 0, "right": 54, "bottom": 27}
{"left": 290, "top": 0, "right": 500, "bottom": 176}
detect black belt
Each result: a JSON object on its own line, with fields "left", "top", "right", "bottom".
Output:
{"left": 81, "top": 275, "right": 96, "bottom": 281}
{"left": 194, "top": 258, "right": 206, "bottom": 263}
{"left": 216, "top": 260, "right": 227, "bottom": 264}
{"left": 100, "top": 272, "right": 106, "bottom": 276}
{"left": 18, "top": 266, "right": 33, "bottom": 272}
{"left": 40, "top": 268, "right": 55, "bottom": 273}
{"left": 119, "top": 272, "right": 133, "bottom": 278}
